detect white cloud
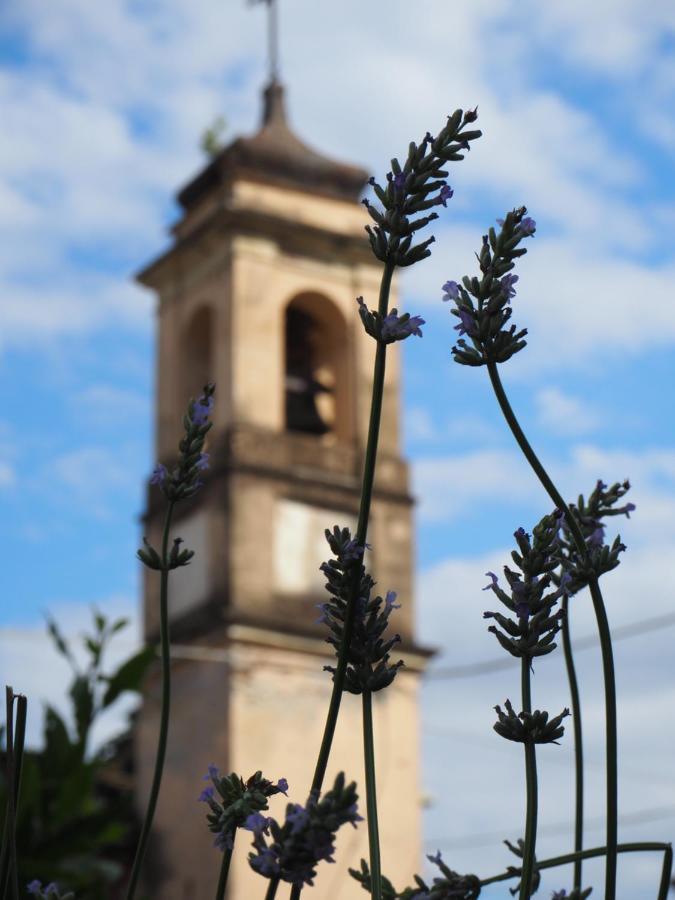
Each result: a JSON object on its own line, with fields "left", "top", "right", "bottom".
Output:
{"left": 413, "top": 441, "right": 675, "bottom": 534}
{"left": 405, "top": 407, "right": 438, "bottom": 443}
{"left": 413, "top": 449, "right": 536, "bottom": 522}
{"left": 36, "top": 443, "right": 144, "bottom": 518}
{"left": 73, "top": 384, "right": 148, "bottom": 427}
{"left": 536, "top": 387, "right": 600, "bottom": 435}
{"left": 0, "top": 595, "right": 141, "bottom": 749}
{"left": 0, "top": 0, "right": 672, "bottom": 370}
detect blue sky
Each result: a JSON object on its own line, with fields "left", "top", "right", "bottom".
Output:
{"left": 1, "top": 1, "right": 675, "bottom": 896}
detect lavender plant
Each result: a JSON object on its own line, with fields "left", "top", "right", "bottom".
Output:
{"left": 126, "top": 384, "right": 215, "bottom": 900}
{"left": 4, "top": 101, "right": 675, "bottom": 900}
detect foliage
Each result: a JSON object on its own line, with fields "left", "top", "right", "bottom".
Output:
{"left": 0, "top": 612, "right": 154, "bottom": 898}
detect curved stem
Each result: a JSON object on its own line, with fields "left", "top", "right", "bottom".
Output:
{"left": 0, "top": 692, "right": 26, "bottom": 898}
{"left": 519, "top": 660, "right": 538, "bottom": 900}
{"left": 215, "top": 834, "right": 235, "bottom": 900}
{"left": 363, "top": 690, "right": 382, "bottom": 900}
{"left": 2, "top": 689, "right": 20, "bottom": 900}
{"left": 125, "top": 501, "right": 176, "bottom": 900}
{"left": 308, "top": 261, "right": 395, "bottom": 800}
{"left": 264, "top": 877, "right": 280, "bottom": 900}
{"left": 561, "top": 596, "right": 584, "bottom": 890}
{"left": 658, "top": 843, "right": 673, "bottom": 900}
{"left": 486, "top": 359, "right": 617, "bottom": 900}
{"left": 480, "top": 841, "right": 671, "bottom": 887}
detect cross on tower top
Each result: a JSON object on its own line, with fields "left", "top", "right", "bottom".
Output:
{"left": 251, "top": 0, "right": 280, "bottom": 83}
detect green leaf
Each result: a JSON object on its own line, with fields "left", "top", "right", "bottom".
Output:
{"left": 70, "top": 674, "right": 94, "bottom": 750}
{"left": 102, "top": 644, "right": 156, "bottom": 708}
{"left": 110, "top": 617, "right": 129, "bottom": 635}
{"left": 46, "top": 617, "right": 76, "bottom": 668}
{"left": 44, "top": 705, "right": 73, "bottom": 768}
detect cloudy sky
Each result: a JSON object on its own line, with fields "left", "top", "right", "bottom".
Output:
{"left": 1, "top": 0, "right": 675, "bottom": 896}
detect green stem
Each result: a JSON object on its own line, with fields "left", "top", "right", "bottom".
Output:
{"left": 486, "top": 359, "right": 617, "bottom": 900}
{"left": 264, "top": 877, "right": 280, "bottom": 900}
{"left": 561, "top": 596, "right": 584, "bottom": 891}
{"left": 215, "top": 834, "right": 235, "bottom": 900}
{"left": 658, "top": 843, "right": 673, "bottom": 900}
{"left": 2, "top": 689, "right": 19, "bottom": 900}
{"left": 481, "top": 841, "right": 671, "bottom": 888}
{"left": 125, "top": 501, "right": 176, "bottom": 900}
{"left": 363, "top": 690, "right": 382, "bottom": 900}
{"left": 0, "top": 692, "right": 26, "bottom": 898}
{"left": 519, "top": 660, "right": 537, "bottom": 900}
{"left": 290, "top": 264, "right": 395, "bottom": 900}
{"left": 307, "top": 261, "right": 395, "bottom": 800}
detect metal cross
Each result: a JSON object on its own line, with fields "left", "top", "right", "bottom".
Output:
{"left": 250, "top": 0, "right": 279, "bottom": 82}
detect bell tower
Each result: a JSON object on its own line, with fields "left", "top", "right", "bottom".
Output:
{"left": 135, "top": 78, "right": 430, "bottom": 899}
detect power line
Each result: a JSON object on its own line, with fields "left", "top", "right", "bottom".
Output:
{"left": 425, "top": 611, "right": 675, "bottom": 680}
{"left": 426, "top": 806, "right": 675, "bottom": 851}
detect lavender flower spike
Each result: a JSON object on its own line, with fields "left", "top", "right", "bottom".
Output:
{"left": 380, "top": 310, "right": 425, "bottom": 341}
{"left": 191, "top": 391, "right": 214, "bottom": 426}
{"left": 438, "top": 184, "right": 454, "bottom": 207}
{"left": 483, "top": 571, "right": 499, "bottom": 590}
{"left": 519, "top": 216, "right": 536, "bottom": 236}
{"left": 442, "top": 280, "right": 460, "bottom": 301}
{"left": 150, "top": 463, "right": 167, "bottom": 485}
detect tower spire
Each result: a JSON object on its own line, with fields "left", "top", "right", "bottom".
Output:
{"left": 250, "top": 0, "right": 280, "bottom": 83}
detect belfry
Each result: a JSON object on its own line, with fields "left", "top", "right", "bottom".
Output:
{"left": 135, "top": 10, "right": 430, "bottom": 894}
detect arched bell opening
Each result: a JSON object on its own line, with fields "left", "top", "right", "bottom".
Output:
{"left": 283, "top": 293, "right": 352, "bottom": 443}
{"left": 182, "top": 306, "right": 214, "bottom": 414}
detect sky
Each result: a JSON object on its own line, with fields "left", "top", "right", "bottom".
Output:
{"left": 1, "top": 0, "right": 675, "bottom": 897}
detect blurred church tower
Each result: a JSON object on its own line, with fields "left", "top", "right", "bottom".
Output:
{"left": 135, "top": 7, "right": 430, "bottom": 895}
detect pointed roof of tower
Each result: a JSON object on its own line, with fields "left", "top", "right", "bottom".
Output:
{"left": 177, "top": 80, "right": 368, "bottom": 209}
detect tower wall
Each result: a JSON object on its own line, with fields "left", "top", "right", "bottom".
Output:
{"left": 136, "top": 142, "right": 428, "bottom": 898}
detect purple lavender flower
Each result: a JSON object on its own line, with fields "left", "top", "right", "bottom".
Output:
{"left": 27, "top": 883, "right": 42, "bottom": 897}
{"left": 483, "top": 571, "right": 499, "bottom": 590}
{"left": 191, "top": 392, "right": 214, "bottom": 426}
{"left": 587, "top": 522, "right": 605, "bottom": 548}
{"left": 150, "top": 463, "right": 167, "bottom": 485}
{"left": 498, "top": 273, "right": 519, "bottom": 301}
{"left": 623, "top": 502, "right": 636, "bottom": 518}
{"left": 276, "top": 777, "right": 289, "bottom": 795}
{"left": 393, "top": 171, "right": 406, "bottom": 191}
{"left": 384, "top": 590, "right": 401, "bottom": 611}
{"left": 251, "top": 846, "right": 282, "bottom": 878}
{"left": 442, "top": 280, "right": 460, "bottom": 301}
{"left": 214, "top": 830, "right": 233, "bottom": 851}
{"left": 519, "top": 216, "right": 536, "bottom": 236}
{"left": 204, "top": 763, "right": 219, "bottom": 781}
{"left": 196, "top": 452, "right": 210, "bottom": 471}
{"left": 454, "top": 308, "right": 477, "bottom": 337}
{"left": 438, "top": 184, "right": 454, "bottom": 207}
{"left": 245, "top": 812, "right": 271, "bottom": 834}
{"left": 287, "top": 804, "right": 311, "bottom": 835}
{"left": 380, "top": 311, "right": 425, "bottom": 341}
{"left": 198, "top": 786, "right": 215, "bottom": 802}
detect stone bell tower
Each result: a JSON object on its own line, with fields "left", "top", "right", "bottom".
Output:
{"left": 135, "top": 78, "right": 431, "bottom": 899}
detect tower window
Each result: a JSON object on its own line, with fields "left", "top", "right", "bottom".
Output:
{"left": 183, "top": 306, "right": 213, "bottom": 408}
{"left": 284, "top": 305, "right": 334, "bottom": 435}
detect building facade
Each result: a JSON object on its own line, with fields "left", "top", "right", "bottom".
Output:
{"left": 135, "top": 79, "right": 430, "bottom": 899}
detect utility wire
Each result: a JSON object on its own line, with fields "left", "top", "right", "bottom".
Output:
{"left": 426, "top": 805, "right": 675, "bottom": 851}
{"left": 425, "top": 612, "right": 675, "bottom": 680}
